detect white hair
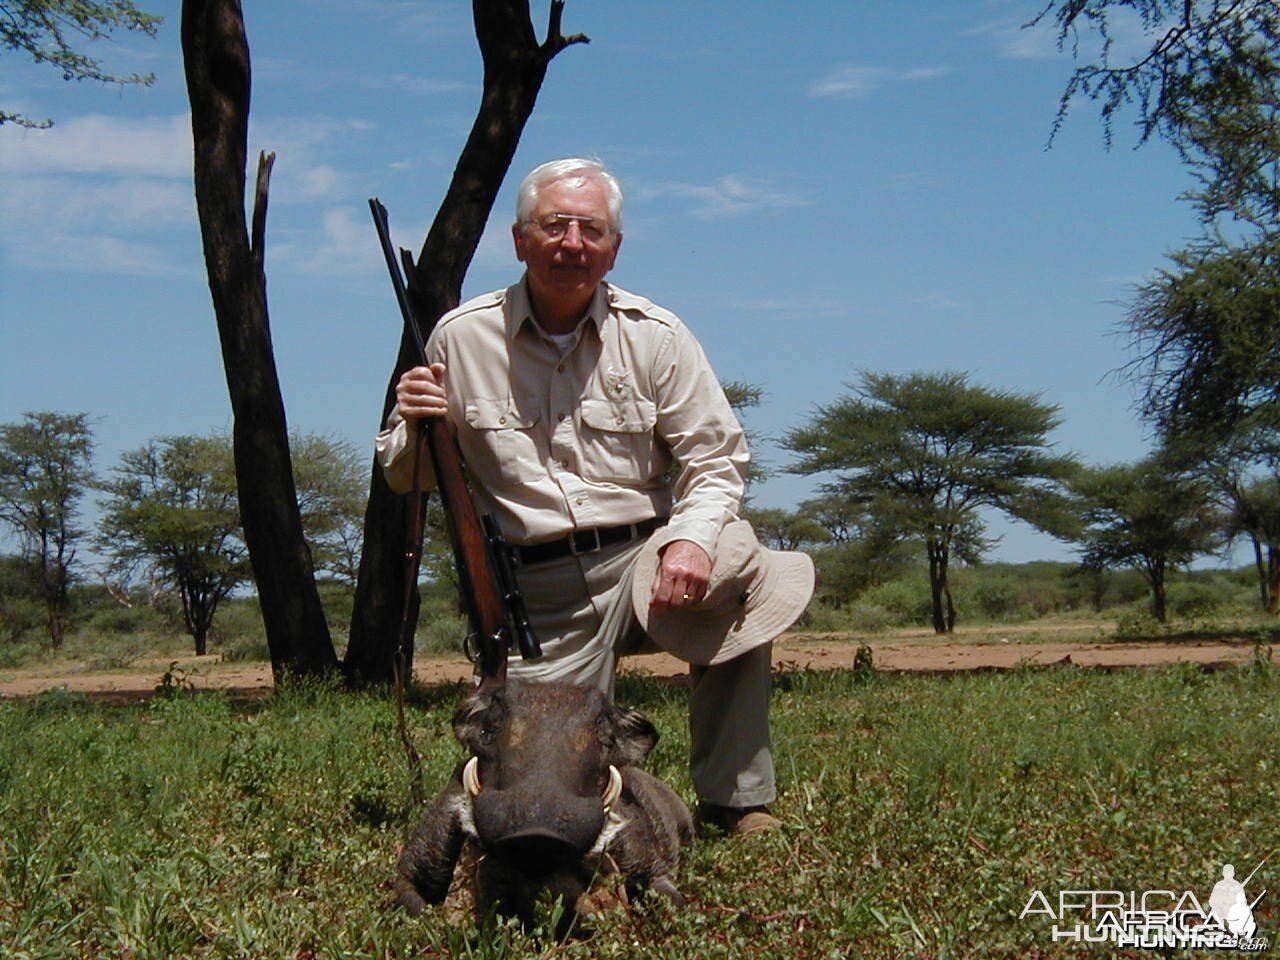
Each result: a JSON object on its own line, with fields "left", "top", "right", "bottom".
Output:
{"left": 515, "top": 158, "right": 623, "bottom": 232}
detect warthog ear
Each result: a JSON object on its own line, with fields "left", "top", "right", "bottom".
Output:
{"left": 608, "top": 704, "right": 659, "bottom": 766}
{"left": 452, "top": 687, "right": 506, "bottom": 752}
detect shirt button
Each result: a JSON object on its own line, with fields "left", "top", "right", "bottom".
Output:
{"left": 575, "top": 497, "right": 585, "bottom": 506}
{"left": 498, "top": 416, "right": 507, "bottom": 425}
{"left": 615, "top": 416, "right": 625, "bottom": 425}
{"left": 560, "top": 459, "right": 570, "bottom": 469}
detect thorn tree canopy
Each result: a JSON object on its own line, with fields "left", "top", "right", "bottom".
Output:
{"left": 1123, "top": 241, "right": 1280, "bottom": 442}
{"left": 97, "top": 434, "right": 249, "bottom": 657}
{"left": 0, "top": 0, "right": 161, "bottom": 128}
{"left": 0, "top": 411, "right": 95, "bottom": 647}
{"left": 784, "top": 371, "right": 1079, "bottom": 634}
{"left": 1070, "top": 456, "right": 1220, "bottom": 622}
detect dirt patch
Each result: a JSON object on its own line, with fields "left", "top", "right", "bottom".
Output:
{"left": 0, "top": 622, "right": 1270, "bottom": 703}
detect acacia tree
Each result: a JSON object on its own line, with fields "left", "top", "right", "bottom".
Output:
{"left": 0, "top": 0, "right": 161, "bottom": 127}
{"left": 98, "top": 434, "right": 248, "bottom": 655}
{"left": 784, "top": 372, "right": 1079, "bottom": 633}
{"left": 1039, "top": 1, "right": 1280, "bottom": 444}
{"left": 0, "top": 412, "right": 95, "bottom": 647}
{"left": 1189, "top": 428, "right": 1280, "bottom": 613}
{"left": 1223, "top": 475, "right": 1280, "bottom": 613}
{"left": 1071, "top": 457, "right": 1220, "bottom": 622}
{"left": 1037, "top": 1, "right": 1279, "bottom": 185}
{"left": 289, "top": 433, "right": 367, "bottom": 587}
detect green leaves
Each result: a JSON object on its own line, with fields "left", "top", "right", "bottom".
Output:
{"left": 0, "top": 1, "right": 163, "bottom": 128}
{"left": 1070, "top": 455, "right": 1222, "bottom": 620}
{"left": 783, "top": 372, "right": 1079, "bottom": 631}
{"left": 96, "top": 431, "right": 368, "bottom": 652}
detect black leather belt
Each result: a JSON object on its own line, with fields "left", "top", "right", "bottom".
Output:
{"left": 513, "top": 517, "right": 666, "bottom": 566}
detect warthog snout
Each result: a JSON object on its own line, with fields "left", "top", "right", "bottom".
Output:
{"left": 463, "top": 754, "right": 623, "bottom": 874}
{"left": 394, "top": 681, "right": 694, "bottom": 932}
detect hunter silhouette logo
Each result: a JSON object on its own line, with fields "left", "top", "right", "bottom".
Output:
{"left": 1209, "top": 862, "right": 1266, "bottom": 941}
{"left": 1020, "top": 857, "right": 1270, "bottom": 951}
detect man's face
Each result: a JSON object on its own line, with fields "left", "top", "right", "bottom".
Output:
{"left": 513, "top": 175, "right": 622, "bottom": 316}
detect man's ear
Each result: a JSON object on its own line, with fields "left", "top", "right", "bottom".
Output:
{"left": 512, "top": 222, "right": 527, "bottom": 263}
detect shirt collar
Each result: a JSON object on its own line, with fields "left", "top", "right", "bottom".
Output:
{"left": 506, "top": 275, "right": 609, "bottom": 342}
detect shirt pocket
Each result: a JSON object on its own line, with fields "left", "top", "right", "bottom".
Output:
{"left": 464, "top": 397, "right": 543, "bottom": 483}
{"left": 579, "top": 395, "right": 661, "bottom": 484}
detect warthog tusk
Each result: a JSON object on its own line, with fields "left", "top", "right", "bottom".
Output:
{"left": 464, "top": 758, "right": 621, "bottom": 810}
{"left": 602, "top": 765, "right": 623, "bottom": 811}
{"left": 463, "top": 756, "right": 482, "bottom": 797}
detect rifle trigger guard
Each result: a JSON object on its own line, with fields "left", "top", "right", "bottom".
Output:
{"left": 463, "top": 632, "right": 480, "bottom": 665}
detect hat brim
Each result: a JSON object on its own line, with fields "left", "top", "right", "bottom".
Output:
{"left": 632, "top": 523, "right": 815, "bottom": 666}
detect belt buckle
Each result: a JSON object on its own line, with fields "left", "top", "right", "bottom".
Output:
{"left": 569, "top": 528, "right": 601, "bottom": 555}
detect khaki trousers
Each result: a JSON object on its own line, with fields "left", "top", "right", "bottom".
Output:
{"left": 508, "top": 537, "right": 775, "bottom": 808}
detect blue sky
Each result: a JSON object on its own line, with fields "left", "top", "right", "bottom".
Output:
{"left": 1, "top": 1, "right": 1208, "bottom": 565}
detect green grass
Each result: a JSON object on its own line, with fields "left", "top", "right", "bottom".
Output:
{"left": 1, "top": 661, "right": 1277, "bottom": 958}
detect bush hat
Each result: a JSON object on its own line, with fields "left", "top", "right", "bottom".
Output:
{"left": 631, "top": 519, "right": 816, "bottom": 666}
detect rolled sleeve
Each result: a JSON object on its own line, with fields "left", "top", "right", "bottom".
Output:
{"left": 375, "top": 409, "right": 436, "bottom": 495}
{"left": 652, "top": 325, "right": 748, "bottom": 555}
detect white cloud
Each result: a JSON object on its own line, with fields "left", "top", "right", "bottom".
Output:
{"left": 915, "top": 293, "right": 965, "bottom": 310}
{"left": 641, "top": 174, "right": 809, "bottom": 219}
{"left": 0, "top": 113, "right": 192, "bottom": 178}
{"left": 810, "top": 66, "right": 886, "bottom": 99}
{"left": 277, "top": 206, "right": 384, "bottom": 279}
{"left": 809, "top": 64, "right": 950, "bottom": 99}
{"left": 967, "top": 9, "right": 1152, "bottom": 64}
{"left": 5, "top": 229, "right": 188, "bottom": 276}
{"left": 964, "top": 18, "right": 1060, "bottom": 61}
{"left": 887, "top": 171, "right": 946, "bottom": 194}
{"left": 1, "top": 176, "right": 194, "bottom": 233}
{"left": 0, "top": 110, "right": 375, "bottom": 277}
{"left": 732, "top": 296, "right": 852, "bottom": 319}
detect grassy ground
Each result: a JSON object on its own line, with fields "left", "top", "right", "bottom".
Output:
{"left": 1, "top": 659, "right": 1276, "bottom": 958}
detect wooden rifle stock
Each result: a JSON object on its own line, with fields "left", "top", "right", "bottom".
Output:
{"left": 369, "top": 198, "right": 541, "bottom": 686}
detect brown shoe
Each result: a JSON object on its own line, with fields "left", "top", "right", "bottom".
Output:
{"left": 695, "top": 803, "right": 782, "bottom": 836}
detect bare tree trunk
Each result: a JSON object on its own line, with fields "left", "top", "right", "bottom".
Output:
{"left": 1150, "top": 558, "right": 1169, "bottom": 623}
{"left": 345, "top": 0, "right": 587, "bottom": 685}
{"left": 926, "top": 538, "right": 952, "bottom": 634}
{"left": 1267, "top": 543, "right": 1279, "bottom": 615}
{"left": 182, "top": 0, "right": 337, "bottom": 682}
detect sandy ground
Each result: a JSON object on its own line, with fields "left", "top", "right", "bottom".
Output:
{"left": 0, "top": 621, "right": 1270, "bottom": 703}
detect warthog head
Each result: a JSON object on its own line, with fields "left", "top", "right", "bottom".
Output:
{"left": 395, "top": 681, "right": 693, "bottom": 932}
{"left": 454, "top": 682, "right": 646, "bottom": 872}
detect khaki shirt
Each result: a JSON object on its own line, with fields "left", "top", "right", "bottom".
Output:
{"left": 376, "top": 279, "right": 748, "bottom": 555}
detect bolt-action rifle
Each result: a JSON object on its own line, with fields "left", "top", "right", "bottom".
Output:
{"left": 369, "top": 198, "right": 540, "bottom": 689}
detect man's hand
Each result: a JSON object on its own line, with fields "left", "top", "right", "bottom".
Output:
{"left": 649, "top": 539, "right": 711, "bottom": 611}
{"left": 396, "top": 363, "right": 448, "bottom": 420}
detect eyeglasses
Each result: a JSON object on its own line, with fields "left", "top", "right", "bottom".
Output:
{"left": 528, "top": 213, "right": 613, "bottom": 244}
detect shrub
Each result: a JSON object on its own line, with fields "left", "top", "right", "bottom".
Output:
{"left": 1115, "top": 606, "right": 1165, "bottom": 638}
{"left": 964, "top": 575, "right": 1033, "bottom": 622}
{"left": 856, "top": 577, "right": 932, "bottom": 627}
{"left": 1166, "top": 580, "right": 1223, "bottom": 620}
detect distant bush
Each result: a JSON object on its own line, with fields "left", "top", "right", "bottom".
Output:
{"left": 792, "top": 600, "right": 858, "bottom": 634}
{"left": 220, "top": 637, "right": 271, "bottom": 662}
{"left": 856, "top": 578, "right": 932, "bottom": 627}
{"left": 1115, "top": 606, "right": 1165, "bottom": 638}
{"left": 83, "top": 601, "right": 167, "bottom": 637}
{"left": 843, "top": 601, "right": 902, "bottom": 633}
{"left": 963, "top": 575, "right": 1033, "bottom": 622}
{"left": 1166, "top": 580, "right": 1224, "bottom": 620}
